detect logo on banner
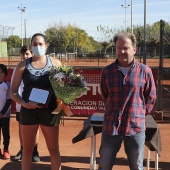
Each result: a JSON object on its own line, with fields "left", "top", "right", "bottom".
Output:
{"left": 69, "top": 83, "right": 105, "bottom": 115}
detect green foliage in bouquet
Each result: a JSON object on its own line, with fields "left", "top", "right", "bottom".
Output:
{"left": 49, "top": 64, "right": 88, "bottom": 125}
{"left": 49, "top": 65, "right": 88, "bottom": 105}
{"left": 51, "top": 109, "right": 63, "bottom": 126}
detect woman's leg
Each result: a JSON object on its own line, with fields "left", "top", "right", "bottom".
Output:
{"left": 35, "top": 128, "right": 39, "bottom": 146}
{"left": 19, "top": 123, "right": 23, "bottom": 146}
{"left": 40, "top": 125, "right": 61, "bottom": 170}
{"left": 32, "top": 128, "right": 40, "bottom": 162}
{"left": 13, "top": 112, "right": 23, "bottom": 161}
{"left": 21, "top": 124, "right": 39, "bottom": 170}
{"left": 19, "top": 123, "right": 40, "bottom": 162}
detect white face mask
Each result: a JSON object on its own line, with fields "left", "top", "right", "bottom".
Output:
{"left": 32, "top": 46, "right": 46, "bottom": 57}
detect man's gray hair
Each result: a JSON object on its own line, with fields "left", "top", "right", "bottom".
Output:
{"left": 113, "top": 32, "right": 137, "bottom": 47}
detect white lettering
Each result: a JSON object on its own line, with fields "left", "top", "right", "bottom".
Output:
{"left": 75, "top": 83, "right": 101, "bottom": 98}
{"left": 70, "top": 100, "right": 97, "bottom": 106}
{"left": 71, "top": 106, "right": 98, "bottom": 110}
{"left": 98, "top": 101, "right": 105, "bottom": 106}
{"left": 98, "top": 106, "right": 106, "bottom": 110}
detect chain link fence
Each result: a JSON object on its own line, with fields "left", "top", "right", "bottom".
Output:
{"left": 0, "top": 25, "right": 14, "bottom": 57}
{"left": 0, "top": 25, "right": 14, "bottom": 40}
{"left": 157, "top": 20, "right": 170, "bottom": 119}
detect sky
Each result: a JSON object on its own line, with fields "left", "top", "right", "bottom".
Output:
{"left": 0, "top": 0, "right": 170, "bottom": 41}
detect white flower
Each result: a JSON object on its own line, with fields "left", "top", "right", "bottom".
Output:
{"left": 53, "top": 72, "right": 66, "bottom": 87}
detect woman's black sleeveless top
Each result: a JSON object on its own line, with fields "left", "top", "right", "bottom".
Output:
{"left": 22, "top": 56, "right": 56, "bottom": 111}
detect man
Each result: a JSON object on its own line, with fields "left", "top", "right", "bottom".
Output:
{"left": 98, "top": 32, "right": 156, "bottom": 170}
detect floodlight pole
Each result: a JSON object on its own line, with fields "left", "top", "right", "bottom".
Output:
{"left": 24, "top": 19, "right": 27, "bottom": 45}
{"left": 131, "top": 0, "right": 133, "bottom": 33}
{"left": 143, "top": 0, "right": 147, "bottom": 64}
{"left": 121, "top": 0, "right": 130, "bottom": 30}
{"left": 18, "top": 3, "right": 26, "bottom": 46}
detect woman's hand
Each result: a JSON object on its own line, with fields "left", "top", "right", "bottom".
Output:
{"left": 22, "top": 101, "right": 43, "bottom": 109}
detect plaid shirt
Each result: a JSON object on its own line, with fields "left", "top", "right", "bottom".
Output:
{"left": 100, "top": 59, "right": 156, "bottom": 136}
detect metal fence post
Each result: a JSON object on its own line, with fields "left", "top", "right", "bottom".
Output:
{"left": 157, "top": 20, "right": 164, "bottom": 111}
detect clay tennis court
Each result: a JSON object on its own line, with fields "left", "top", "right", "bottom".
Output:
{"left": 0, "top": 57, "right": 170, "bottom": 170}
{"left": 0, "top": 115, "right": 170, "bottom": 170}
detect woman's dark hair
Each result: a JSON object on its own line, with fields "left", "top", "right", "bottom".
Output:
{"left": 20, "top": 45, "right": 32, "bottom": 54}
{"left": 0, "top": 64, "right": 8, "bottom": 76}
{"left": 31, "top": 33, "right": 47, "bottom": 44}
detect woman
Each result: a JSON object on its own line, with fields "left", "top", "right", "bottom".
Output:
{"left": 12, "top": 45, "right": 40, "bottom": 162}
{"left": 10, "top": 33, "right": 62, "bottom": 170}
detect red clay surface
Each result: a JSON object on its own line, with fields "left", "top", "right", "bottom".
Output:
{"left": 0, "top": 115, "right": 170, "bottom": 170}
{"left": 0, "top": 57, "right": 163, "bottom": 68}
{"left": 0, "top": 57, "right": 170, "bottom": 169}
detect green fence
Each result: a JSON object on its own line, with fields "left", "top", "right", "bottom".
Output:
{"left": 0, "top": 41, "right": 8, "bottom": 57}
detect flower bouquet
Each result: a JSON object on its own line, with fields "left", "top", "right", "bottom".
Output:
{"left": 49, "top": 64, "right": 88, "bottom": 125}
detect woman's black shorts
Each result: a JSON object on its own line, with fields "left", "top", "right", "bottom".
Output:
{"left": 20, "top": 107, "right": 55, "bottom": 126}
{"left": 16, "top": 112, "right": 20, "bottom": 122}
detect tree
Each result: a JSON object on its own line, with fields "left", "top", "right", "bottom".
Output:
{"left": 161, "top": 20, "right": 170, "bottom": 45}
{"left": 133, "top": 23, "right": 160, "bottom": 57}
{"left": 133, "top": 21, "right": 170, "bottom": 57}
{"left": 147, "top": 22, "right": 160, "bottom": 57}
{"left": 6, "top": 35, "right": 21, "bottom": 48}
{"left": 45, "top": 22, "right": 97, "bottom": 53}
{"left": 89, "top": 36, "right": 101, "bottom": 52}
{"left": 96, "top": 25, "right": 116, "bottom": 56}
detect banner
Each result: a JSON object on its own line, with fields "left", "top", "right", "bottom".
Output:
{"left": 68, "top": 68, "right": 103, "bottom": 116}
{"left": 8, "top": 67, "right": 158, "bottom": 116}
